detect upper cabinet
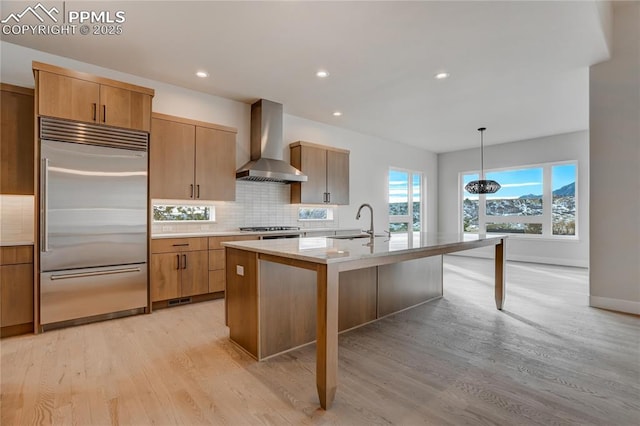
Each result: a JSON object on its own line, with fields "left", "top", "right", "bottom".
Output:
{"left": 33, "top": 61, "right": 153, "bottom": 132}
{"left": 290, "top": 141, "right": 350, "bottom": 205}
{"left": 0, "top": 84, "right": 34, "bottom": 195}
{"left": 150, "top": 113, "right": 237, "bottom": 201}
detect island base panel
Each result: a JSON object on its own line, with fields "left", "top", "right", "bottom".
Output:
{"left": 378, "top": 256, "right": 443, "bottom": 317}
{"left": 226, "top": 248, "right": 259, "bottom": 358}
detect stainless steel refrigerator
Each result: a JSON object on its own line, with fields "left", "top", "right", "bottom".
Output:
{"left": 39, "top": 117, "right": 148, "bottom": 328}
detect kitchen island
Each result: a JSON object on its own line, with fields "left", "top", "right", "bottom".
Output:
{"left": 223, "top": 232, "right": 507, "bottom": 410}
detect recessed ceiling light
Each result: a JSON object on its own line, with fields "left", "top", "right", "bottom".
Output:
{"left": 316, "top": 70, "right": 330, "bottom": 78}
{"left": 333, "top": 111, "right": 342, "bottom": 117}
{"left": 434, "top": 72, "right": 450, "bottom": 80}
{"left": 196, "top": 71, "right": 209, "bottom": 78}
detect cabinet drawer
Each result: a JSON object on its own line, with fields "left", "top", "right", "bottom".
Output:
{"left": 151, "top": 238, "right": 207, "bottom": 254}
{"left": 208, "top": 235, "right": 259, "bottom": 249}
{"left": 209, "top": 249, "right": 225, "bottom": 271}
{"left": 0, "top": 246, "right": 33, "bottom": 265}
{"left": 208, "top": 236, "right": 227, "bottom": 250}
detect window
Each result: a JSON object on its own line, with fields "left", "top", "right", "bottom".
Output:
{"left": 298, "top": 207, "right": 334, "bottom": 221}
{"left": 552, "top": 164, "right": 577, "bottom": 236}
{"left": 153, "top": 203, "right": 215, "bottom": 222}
{"left": 461, "top": 162, "right": 577, "bottom": 238}
{"left": 389, "top": 169, "right": 423, "bottom": 233}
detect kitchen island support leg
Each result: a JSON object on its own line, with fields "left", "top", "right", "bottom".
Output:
{"left": 316, "top": 263, "right": 339, "bottom": 409}
{"left": 495, "top": 238, "right": 506, "bottom": 310}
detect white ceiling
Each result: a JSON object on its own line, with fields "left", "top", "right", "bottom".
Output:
{"left": 1, "top": 1, "right": 610, "bottom": 153}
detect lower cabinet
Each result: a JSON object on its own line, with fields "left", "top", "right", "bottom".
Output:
{"left": 150, "top": 238, "right": 208, "bottom": 303}
{"left": 1, "top": 246, "right": 34, "bottom": 337}
{"left": 150, "top": 235, "right": 260, "bottom": 308}
{"left": 208, "top": 235, "right": 259, "bottom": 294}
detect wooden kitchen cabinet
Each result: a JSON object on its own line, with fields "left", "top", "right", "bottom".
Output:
{"left": 195, "top": 127, "right": 236, "bottom": 201}
{"left": 150, "top": 113, "right": 237, "bottom": 201}
{"left": 149, "top": 118, "right": 195, "bottom": 199}
{"left": 1, "top": 246, "right": 34, "bottom": 337}
{"left": 208, "top": 235, "right": 259, "bottom": 293}
{"left": 290, "top": 141, "right": 349, "bottom": 205}
{"left": 0, "top": 84, "right": 34, "bottom": 195}
{"left": 150, "top": 238, "right": 208, "bottom": 302}
{"left": 98, "top": 85, "right": 152, "bottom": 131}
{"left": 34, "top": 62, "right": 153, "bottom": 132}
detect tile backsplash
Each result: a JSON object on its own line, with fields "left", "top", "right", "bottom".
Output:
{"left": 152, "top": 181, "right": 339, "bottom": 234}
{"left": 0, "top": 195, "right": 35, "bottom": 244}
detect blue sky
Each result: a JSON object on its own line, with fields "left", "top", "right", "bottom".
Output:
{"left": 389, "top": 170, "right": 421, "bottom": 203}
{"left": 463, "top": 164, "right": 576, "bottom": 200}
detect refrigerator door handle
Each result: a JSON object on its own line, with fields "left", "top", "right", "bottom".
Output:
{"left": 49, "top": 267, "right": 142, "bottom": 281}
{"left": 41, "top": 158, "right": 50, "bottom": 252}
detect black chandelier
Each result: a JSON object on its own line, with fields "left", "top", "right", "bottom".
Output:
{"left": 465, "top": 127, "right": 501, "bottom": 194}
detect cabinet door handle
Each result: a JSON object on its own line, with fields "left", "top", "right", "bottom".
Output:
{"left": 176, "top": 254, "right": 180, "bottom": 270}
{"left": 182, "top": 254, "right": 187, "bottom": 270}
{"left": 196, "top": 184, "right": 200, "bottom": 199}
{"left": 92, "top": 103, "right": 97, "bottom": 121}
{"left": 102, "top": 105, "right": 106, "bottom": 122}
{"left": 327, "top": 192, "right": 331, "bottom": 204}
{"left": 190, "top": 184, "right": 194, "bottom": 198}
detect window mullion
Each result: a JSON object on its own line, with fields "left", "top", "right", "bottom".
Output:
{"left": 479, "top": 193, "right": 486, "bottom": 234}
{"left": 542, "top": 165, "right": 552, "bottom": 237}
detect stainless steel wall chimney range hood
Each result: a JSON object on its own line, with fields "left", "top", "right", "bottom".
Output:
{"left": 235, "top": 99, "right": 308, "bottom": 183}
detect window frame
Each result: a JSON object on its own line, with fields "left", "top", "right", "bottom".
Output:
{"left": 388, "top": 167, "right": 425, "bottom": 233}
{"left": 152, "top": 199, "right": 217, "bottom": 223}
{"left": 459, "top": 160, "right": 578, "bottom": 240}
{"left": 298, "top": 206, "right": 335, "bottom": 222}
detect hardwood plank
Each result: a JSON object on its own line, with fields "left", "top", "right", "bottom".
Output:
{"left": 1, "top": 256, "right": 638, "bottom": 425}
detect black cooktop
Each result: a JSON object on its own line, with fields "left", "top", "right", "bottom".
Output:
{"left": 239, "top": 226, "right": 301, "bottom": 232}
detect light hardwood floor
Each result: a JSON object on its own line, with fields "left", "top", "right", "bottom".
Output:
{"left": 1, "top": 256, "right": 638, "bottom": 425}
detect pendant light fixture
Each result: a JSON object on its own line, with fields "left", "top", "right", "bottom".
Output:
{"left": 465, "top": 127, "right": 501, "bottom": 194}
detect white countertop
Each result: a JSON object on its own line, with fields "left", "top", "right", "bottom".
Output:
{"left": 152, "top": 228, "right": 360, "bottom": 239}
{"left": 222, "top": 232, "right": 507, "bottom": 265}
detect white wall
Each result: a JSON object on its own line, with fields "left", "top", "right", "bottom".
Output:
{"left": 284, "top": 115, "right": 438, "bottom": 233}
{"left": 1, "top": 41, "right": 251, "bottom": 168}
{"left": 438, "top": 131, "right": 589, "bottom": 267}
{"left": 1, "top": 41, "right": 438, "bottom": 234}
{"left": 589, "top": 1, "right": 640, "bottom": 315}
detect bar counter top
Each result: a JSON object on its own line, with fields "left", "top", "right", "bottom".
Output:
{"left": 223, "top": 232, "right": 506, "bottom": 265}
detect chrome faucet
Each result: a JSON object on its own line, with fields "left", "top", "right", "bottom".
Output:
{"left": 356, "top": 203, "right": 374, "bottom": 236}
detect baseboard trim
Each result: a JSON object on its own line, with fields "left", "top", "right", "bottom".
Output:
{"left": 589, "top": 296, "right": 640, "bottom": 315}
{"left": 447, "top": 251, "right": 588, "bottom": 268}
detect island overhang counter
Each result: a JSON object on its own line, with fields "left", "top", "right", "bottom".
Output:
{"left": 223, "top": 232, "right": 507, "bottom": 410}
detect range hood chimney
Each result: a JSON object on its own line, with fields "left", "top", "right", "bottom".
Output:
{"left": 236, "top": 99, "right": 307, "bottom": 183}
